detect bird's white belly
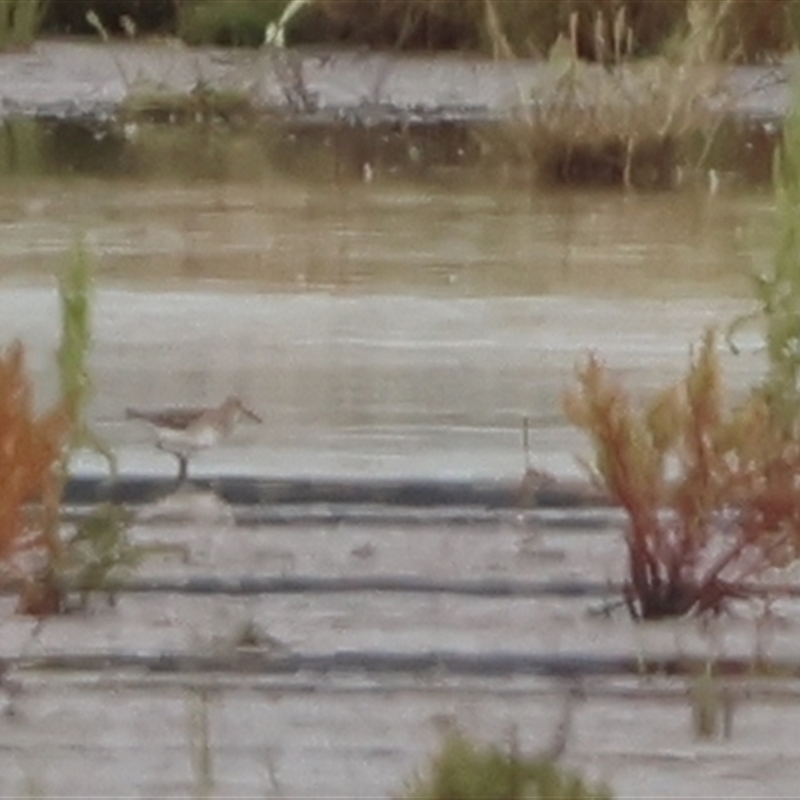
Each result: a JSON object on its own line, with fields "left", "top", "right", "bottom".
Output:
{"left": 155, "top": 424, "right": 219, "bottom": 456}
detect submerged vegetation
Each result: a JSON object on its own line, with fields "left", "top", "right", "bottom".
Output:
{"left": 728, "top": 84, "right": 800, "bottom": 435}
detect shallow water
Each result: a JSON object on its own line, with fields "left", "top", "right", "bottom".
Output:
{"left": 0, "top": 171, "right": 777, "bottom": 481}
{"left": 0, "top": 163, "right": 787, "bottom": 793}
{"left": 4, "top": 517, "right": 800, "bottom": 797}
{"left": 0, "top": 57, "right": 792, "bottom": 798}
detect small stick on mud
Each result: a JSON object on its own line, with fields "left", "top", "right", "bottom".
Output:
{"left": 538, "top": 681, "right": 585, "bottom": 761}
{"left": 517, "top": 416, "right": 557, "bottom": 506}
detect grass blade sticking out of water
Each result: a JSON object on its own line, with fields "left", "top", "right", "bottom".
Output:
{"left": 57, "top": 239, "right": 116, "bottom": 475}
{"left": 760, "top": 76, "right": 800, "bottom": 433}
{"left": 188, "top": 689, "right": 214, "bottom": 799}
{"left": 53, "top": 241, "right": 158, "bottom": 610}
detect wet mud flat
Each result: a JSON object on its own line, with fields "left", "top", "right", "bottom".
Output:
{"left": 0, "top": 41, "right": 787, "bottom": 122}
{"left": 2, "top": 506, "right": 800, "bottom": 797}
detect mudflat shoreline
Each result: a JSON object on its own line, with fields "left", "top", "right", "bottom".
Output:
{"left": 0, "top": 40, "right": 788, "bottom": 124}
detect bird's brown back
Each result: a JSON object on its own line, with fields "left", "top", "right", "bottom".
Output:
{"left": 125, "top": 406, "right": 207, "bottom": 430}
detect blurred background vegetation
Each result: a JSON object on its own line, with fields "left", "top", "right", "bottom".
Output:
{"left": 35, "top": 0, "right": 795, "bottom": 61}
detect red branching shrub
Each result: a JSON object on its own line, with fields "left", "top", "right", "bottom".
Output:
{"left": 565, "top": 330, "right": 800, "bottom": 619}
{"left": 0, "top": 341, "right": 68, "bottom": 612}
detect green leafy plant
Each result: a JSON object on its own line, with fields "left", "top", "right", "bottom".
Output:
{"left": 307, "top": 0, "right": 684, "bottom": 59}
{"left": 728, "top": 82, "right": 800, "bottom": 435}
{"left": 51, "top": 243, "right": 160, "bottom": 610}
{"left": 264, "top": 0, "right": 313, "bottom": 46}
{"left": 398, "top": 728, "right": 612, "bottom": 800}
{"left": 55, "top": 504, "right": 142, "bottom": 609}
{"left": 57, "top": 239, "right": 116, "bottom": 473}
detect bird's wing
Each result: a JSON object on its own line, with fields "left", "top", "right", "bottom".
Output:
{"left": 126, "top": 407, "right": 205, "bottom": 429}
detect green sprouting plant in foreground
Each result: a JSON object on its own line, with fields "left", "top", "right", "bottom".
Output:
{"left": 758, "top": 81, "right": 800, "bottom": 432}
{"left": 55, "top": 503, "right": 143, "bottom": 609}
{"left": 52, "top": 243, "right": 161, "bottom": 609}
{"left": 57, "top": 239, "right": 116, "bottom": 472}
{"left": 398, "top": 729, "right": 613, "bottom": 800}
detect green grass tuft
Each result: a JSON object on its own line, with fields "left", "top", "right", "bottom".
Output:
{"left": 399, "top": 729, "right": 612, "bottom": 800}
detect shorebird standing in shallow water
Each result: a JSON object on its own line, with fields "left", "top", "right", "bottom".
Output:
{"left": 126, "top": 395, "right": 262, "bottom": 484}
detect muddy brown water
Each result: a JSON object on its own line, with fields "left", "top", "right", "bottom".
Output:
{"left": 0, "top": 151, "right": 794, "bottom": 796}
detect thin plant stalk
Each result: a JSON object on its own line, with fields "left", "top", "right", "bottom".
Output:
{"left": 57, "top": 239, "right": 116, "bottom": 474}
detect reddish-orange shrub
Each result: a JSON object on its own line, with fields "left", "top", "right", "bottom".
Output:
{"left": 0, "top": 341, "right": 68, "bottom": 611}
{"left": 565, "top": 330, "right": 800, "bottom": 619}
